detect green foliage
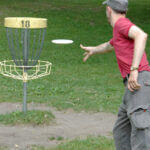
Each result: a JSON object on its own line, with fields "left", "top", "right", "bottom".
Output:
{"left": 0, "top": 110, "right": 55, "bottom": 125}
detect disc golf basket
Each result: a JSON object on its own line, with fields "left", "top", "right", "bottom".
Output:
{"left": 1, "top": 17, "right": 52, "bottom": 113}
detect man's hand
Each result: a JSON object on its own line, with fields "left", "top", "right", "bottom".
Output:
{"left": 80, "top": 44, "right": 95, "bottom": 62}
{"left": 80, "top": 42, "right": 114, "bottom": 62}
{"left": 128, "top": 70, "right": 141, "bottom": 92}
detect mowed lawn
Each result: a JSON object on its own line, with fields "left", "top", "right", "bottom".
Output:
{"left": 0, "top": 0, "right": 149, "bottom": 149}
{"left": 0, "top": 0, "right": 149, "bottom": 113}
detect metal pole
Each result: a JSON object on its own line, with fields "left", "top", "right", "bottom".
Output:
{"left": 23, "top": 28, "right": 28, "bottom": 114}
{"left": 23, "top": 82, "right": 27, "bottom": 114}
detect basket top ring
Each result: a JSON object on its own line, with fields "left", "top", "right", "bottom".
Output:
{"left": 4, "top": 17, "right": 47, "bottom": 29}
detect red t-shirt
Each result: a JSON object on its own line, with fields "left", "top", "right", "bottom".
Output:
{"left": 110, "top": 17, "right": 150, "bottom": 78}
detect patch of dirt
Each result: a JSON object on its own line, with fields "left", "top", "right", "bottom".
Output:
{"left": 0, "top": 102, "right": 117, "bottom": 150}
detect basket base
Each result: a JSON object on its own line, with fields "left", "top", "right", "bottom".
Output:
{"left": 0, "top": 60, "right": 52, "bottom": 81}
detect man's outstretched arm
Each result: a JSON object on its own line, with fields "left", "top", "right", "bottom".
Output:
{"left": 80, "top": 41, "right": 114, "bottom": 62}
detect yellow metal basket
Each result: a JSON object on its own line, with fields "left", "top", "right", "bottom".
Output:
{"left": 1, "top": 60, "right": 52, "bottom": 82}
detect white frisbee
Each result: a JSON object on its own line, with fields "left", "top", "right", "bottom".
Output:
{"left": 51, "top": 39, "right": 74, "bottom": 44}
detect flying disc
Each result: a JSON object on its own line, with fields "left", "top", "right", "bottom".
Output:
{"left": 51, "top": 39, "right": 74, "bottom": 44}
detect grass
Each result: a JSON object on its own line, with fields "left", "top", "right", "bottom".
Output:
{"left": 52, "top": 136, "right": 115, "bottom": 150}
{"left": 0, "top": 136, "right": 114, "bottom": 150}
{"left": 31, "top": 136, "right": 115, "bottom": 150}
{"left": 1, "top": 0, "right": 148, "bottom": 113}
{"left": 49, "top": 136, "right": 64, "bottom": 141}
{"left": 0, "top": 110, "right": 55, "bottom": 125}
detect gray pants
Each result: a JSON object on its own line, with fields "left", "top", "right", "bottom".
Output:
{"left": 113, "top": 71, "right": 150, "bottom": 150}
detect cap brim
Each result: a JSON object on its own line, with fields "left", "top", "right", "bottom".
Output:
{"left": 102, "top": 0, "right": 108, "bottom": 5}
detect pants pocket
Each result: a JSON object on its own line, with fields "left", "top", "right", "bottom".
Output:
{"left": 143, "top": 79, "right": 150, "bottom": 86}
{"left": 130, "top": 107, "right": 150, "bottom": 129}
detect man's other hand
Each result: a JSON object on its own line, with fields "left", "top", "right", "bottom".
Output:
{"left": 128, "top": 70, "right": 141, "bottom": 92}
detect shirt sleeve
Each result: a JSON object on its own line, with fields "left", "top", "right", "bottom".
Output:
{"left": 109, "top": 38, "right": 114, "bottom": 46}
{"left": 117, "top": 19, "right": 135, "bottom": 38}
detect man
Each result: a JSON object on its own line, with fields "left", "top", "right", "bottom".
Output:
{"left": 80, "top": 0, "right": 150, "bottom": 149}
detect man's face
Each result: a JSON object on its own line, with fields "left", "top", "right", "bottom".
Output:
{"left": 106, "top": 6, "right": 111, "bottom": 24}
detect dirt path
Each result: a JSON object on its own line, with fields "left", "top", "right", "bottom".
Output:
{"left": 0, "top": 103, "right": 117, "bottom": 150}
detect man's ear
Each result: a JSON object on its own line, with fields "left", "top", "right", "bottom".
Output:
{"left": 107, "top": 6, "right": 112, "bottom": 14}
